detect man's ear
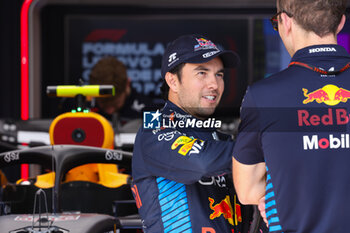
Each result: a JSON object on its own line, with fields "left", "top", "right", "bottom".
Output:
{"left": 336, "top": 14, "right": 346, "bottom": 34}
{"left": 165, "top": 72, "right": 179, "bottom": 93}
{"left": 280, "top": 12, "right": 292, "bottom": 36}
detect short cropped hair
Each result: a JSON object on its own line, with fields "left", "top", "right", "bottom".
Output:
{"left": 89, "top": 56, "right": 128, "bottom": 104}
{"left": 278, "top": 0, "right": 346, "bottom": 37}
{"left": 160, "top": 63, "right": 185, "bottom": 100}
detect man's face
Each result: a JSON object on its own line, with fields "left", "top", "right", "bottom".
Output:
{"left": 175, "top": 57, "right": 225, "bottom": 119}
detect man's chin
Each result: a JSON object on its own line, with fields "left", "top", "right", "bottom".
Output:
{"left": 195, "top": 108, "right": 216, "bottom": 119}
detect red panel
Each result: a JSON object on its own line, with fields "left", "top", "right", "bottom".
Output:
{"left": 52, "top": 118, "right": 105, "bottom": 147}
{"left": 20, "top": 0, "right": 34, "bottom": 179}
{"left": 20, "top": 0, "right": 33, "bottom": 121}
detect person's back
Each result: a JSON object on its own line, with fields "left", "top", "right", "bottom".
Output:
{"left": 232, "top": 0, "right": 350, "bottom": 232}
{"left": 238, "top": 44, "right": 350, "bottom": 232}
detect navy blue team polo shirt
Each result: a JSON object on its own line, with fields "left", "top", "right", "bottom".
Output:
{"left": 133, "top": 101, "right": 248, "bottom": 233}
{"left": 234, "top": 44, "right": 350, "bottom": 233}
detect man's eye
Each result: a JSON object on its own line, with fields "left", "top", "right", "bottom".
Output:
{"left": 198, "top": 71, "right": 206, "bottom": 76}
{"left": 216, "top": 73, "right": 224, "bottom": 78}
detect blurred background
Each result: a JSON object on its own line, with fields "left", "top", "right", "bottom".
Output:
{"left": 1, "top": 0, "right": 350, "bottom": 119}
{"left": 0, "top": 0, "right": 350, "bottom": 222}
{"left": 0, "top": 0, "right": 322, "bottom": 119}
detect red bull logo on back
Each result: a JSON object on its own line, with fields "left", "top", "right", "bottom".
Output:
{"left": 303, "top": 85, "right": 350, "bottom": 106}
{"left": 334, "top": 88, "right": 350, "bottom": 102}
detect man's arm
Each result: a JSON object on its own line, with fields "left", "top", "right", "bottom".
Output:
{"left": 232, "top": 156, "right": 266, "bottom": 205}
{"left": 133, "top": 128, "right": 234, "bottom": 184}
{"left": 258, "top": 196, "right": 268, "bottom": 226}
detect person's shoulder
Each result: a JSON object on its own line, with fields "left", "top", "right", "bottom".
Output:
{"left": 134, "top": 105, "right": 181, "bottom": 138}
{"left": 134, "top": 126, "right": 153, "bottom": 147}
{"left": 242, "top": 68, "right": 301, "bottom": 108}
{"left": 246, "top": 67, "right": 301, "bottom": 101}
{"left": 120, "top": 90, "right": 164, "bottom": 120}
{"left": 250, "top": 68, "right": 292, "bottom": 91}
{"left": 134, "top": 126, "right": 185, "bottom": 153}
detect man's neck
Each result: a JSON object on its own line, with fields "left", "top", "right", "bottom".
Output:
{"left": 291, "top": 29, "right": 338, "bottom": 56}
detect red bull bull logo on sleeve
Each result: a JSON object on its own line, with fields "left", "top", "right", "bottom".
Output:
{"left": 208, "top": 195, "right": 242, "bottom": 226}
{"left": 303, "top": 85, "right": 350, "bottom": 106}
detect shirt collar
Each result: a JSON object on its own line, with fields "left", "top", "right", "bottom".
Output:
{"left": 163, "top": 100, "right": 195, "bottom": 122}
{"left": 162, "top": 100, "right": 217, "bottom": 131}
{"left": 163, "top": 101, "right": 189, "bottom": 115}
{"left": 291, "top": 44, "right": 350, "bottom": 62}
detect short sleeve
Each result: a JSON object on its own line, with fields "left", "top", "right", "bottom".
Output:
{"left": 233, "top": 87, "right": 265, "bottom": 164}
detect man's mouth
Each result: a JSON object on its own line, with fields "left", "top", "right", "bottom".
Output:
{"left": 203, "top": 95, "right": 216, "bottom": 101}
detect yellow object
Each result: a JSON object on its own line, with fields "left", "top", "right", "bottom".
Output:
{"left": 0, "top": 170, "right": 7, "bottom": 186}
{"left": 34, "top": 172, "right": 55, "bottom": 189}
{"left": 33, "top": 111, "right": 129, "bottom": 189}
{"left": 234, "top": 195, "right": 238, "bottom": 226}
{"left": 49, "top": 112, "right": 114, "bottom": 149}
{"left": 97, "top": 164, "right": 129, "bottom": 188}
{"left": 65, "top": 164, "right": 99, "bottom": 183}
{"left": 47, "top": 85, "right": 115, "bottom": 98}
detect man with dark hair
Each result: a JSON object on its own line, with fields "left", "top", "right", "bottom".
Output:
{"left": 160, "top": 63, "right": 185, "bottom": 100}
{"left": 132, "top": 34, "right": 267, "bottom": 233}
{"left": 233, "top": 0, "right": 348, "bottom": 232}
{"left": 89, "top": 56, "right": 130, "bottom": 116}
{"left": 89, "top": 56, "right": 162, "bottom": 127}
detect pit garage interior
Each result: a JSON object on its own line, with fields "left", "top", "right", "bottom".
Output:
{"left": 1, "top": 0, "right": 350, "bottom": 232}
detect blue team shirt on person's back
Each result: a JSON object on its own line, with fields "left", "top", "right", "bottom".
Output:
{"left": 234, "top": 44, "right": 350, "bottom": 233}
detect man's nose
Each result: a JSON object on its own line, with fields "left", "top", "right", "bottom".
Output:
{"left": 207, "top": 74, "right": 219, "bottom": 90}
